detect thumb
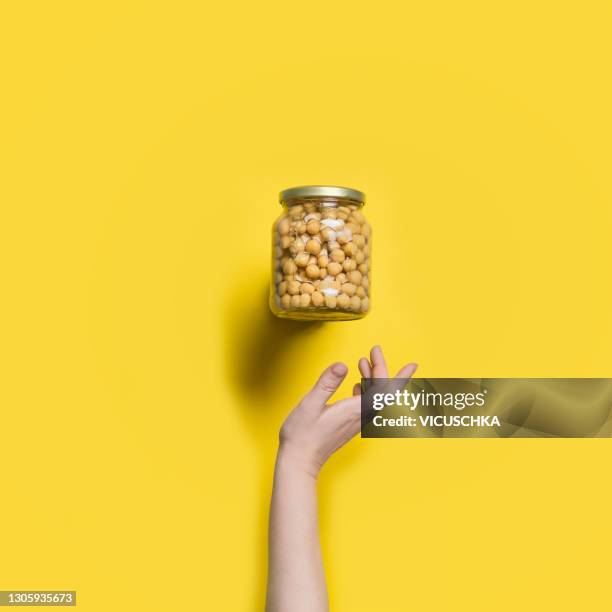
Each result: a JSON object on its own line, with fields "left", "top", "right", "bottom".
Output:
{"left": 300, "top": 362, "right": 348, "bottom": 410}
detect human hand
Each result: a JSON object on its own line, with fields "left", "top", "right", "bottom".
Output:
{"left": 277, "top": 346, "right": 418, "bottom": 478}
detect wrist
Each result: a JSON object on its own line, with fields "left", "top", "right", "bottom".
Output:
{"left": 276, "top": 444, "right": 321, "bottom": 480}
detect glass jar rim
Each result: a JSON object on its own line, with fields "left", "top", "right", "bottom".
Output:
{"left": 279, "top": 185, "right": 365, "bottom": 205}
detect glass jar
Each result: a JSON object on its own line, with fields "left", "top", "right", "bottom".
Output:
{"left": 270, "top": 185, "right": 371, "bottom": 321}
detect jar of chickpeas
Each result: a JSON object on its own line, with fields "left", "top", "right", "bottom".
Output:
{"left": 270, "top": 185, "right": 371, "bottom": 321}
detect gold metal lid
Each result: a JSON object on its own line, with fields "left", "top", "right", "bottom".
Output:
{"left": 279, "top": 185, "right": 365, "bottom": 204}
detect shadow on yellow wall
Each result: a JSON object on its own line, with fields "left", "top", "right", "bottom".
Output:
{"left": 225, "top": 281, "right": 322, "bottom": 411}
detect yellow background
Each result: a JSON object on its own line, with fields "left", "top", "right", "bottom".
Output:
{"left": 1, "top": 1, "right": 611, "bottom": 610}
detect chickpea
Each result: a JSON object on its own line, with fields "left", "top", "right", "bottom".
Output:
{"left": 282, "top": 259, "right": 297, "bottom": 275}
{"left": 311, "top": 291, "right": 324, "bottom": 307}
{"left": 324, "top": 295, "right": 337, "bottom": 309}
{"left": 355, "top": 250, "right": 365, "bottom": 264}
{"left": 280, "top": 235, "right": 291, "bottom": 249}
{"left": 336, "top": 272, "right": 347, "bottom": 284}
{"left": 322, "top": 208, "right": 337, "bottom": 219}
{"left": 278, "top": 281, "right": 287, "bottom": 296}
{"left": 358, "top": 263, "right": 367, "bottom": 275}
{"left": 352, "top": 210, "right": 365, "bottom": 224}
{"left": 362, "top": 224, "right": 371, "bottom": 238}
{"left": 327, "top": 261, "right": 342, "bottom": 276}
{"left": 330, "top": 248, "right": 345, "bottom": 263}
{"left": 346, "top": 222, "right": 360, "bottom": 234}
{"left": 360, "top": 297, "right": 369, "bottom": 312}
{"left": 306, "top": 220, "right": 320, "bottom": 235}
{"left": 349, "top": 295, "right": 361, "bottom": 311}
{"left": 362, "top": 277, "right": 369, "bottom": 290}
{"left": 322, "top": 217, "right": 344, "bottom": 229}
{"left": 356, "top": 286, "right": 366, "bottom": 298}
{"left": 301, "top": 282, "right": 315, "bottom": 294}
{"left": 300, "top": 293, "right": 311, "bottom": 307}
{"left": 306, "top": 239, "right": 321, "bottom": 255}
{"left": 287, "top": 280, "right": 301, "bottom": 295}
{"left": 278, "top": 218, "right": 290, "bottom": 235}
{"left": 347, "top": 270, "right": 362, "bottom": 285}
{"left": 290, "top": 294, "right": 301, "bottom": 308}
{"left": 353, "top": 234, "right": 365, "bottom": 248}
{"left": 318, "top": 267, "right": 327, "bottom": 279}
{"left": 274, "top": 245, "right": 283, "bottom": 258}
{"left": 296, "top": 221, "right": 307, "bottom": 234}
{"left": 336, "top": 232, "right": 351, "bottom": 246}
{"left": 319, "top": 277, "right": 335, "bottom": 291}
{"left": 322, "top": 288, "right": 339, "bottom": 302}
{"left": 336, "top": 293, "right": 350, "bottom": 309}
{"left": 321, "top": 227, "right": 336, "bottom": 242}
{"left": 342, "top": 258, "right": 356, "bottom": 272}
{"left": 290, "top": 238, "right": 305, "bottom": 255}
{"left": 295, "top": 252, "right": 309, "bottom": 268}
{"left": 289, "top": 205, "right": 304, "bottom": 219}
{"left": 305, "top": 264, "right": 320, "bottom": 279}
{"left": 317, "top": 254, "right": 329, "bottom": 268}
{"left": 275, "top": 271, "right": 283, "bottom": 283}
{"left": 341, "top": 282, "right": 357, "bottom": 296}
{"left": 281, "top": 294, "right": 291, "bottom": 309}
{"left": 343, "top": 242, "right": 358, "bottom": 257}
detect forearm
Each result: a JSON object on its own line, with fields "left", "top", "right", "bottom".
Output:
{"left": 266, "top": 449, "right": 328, "bottom": 612}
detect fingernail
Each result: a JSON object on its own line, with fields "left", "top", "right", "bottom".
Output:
{"left": 331, "top": 362, "right": 348, "bottom": 376}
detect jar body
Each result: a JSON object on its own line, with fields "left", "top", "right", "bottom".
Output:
{"left": 270, "top": 195, "right": 371, "bottom": 321}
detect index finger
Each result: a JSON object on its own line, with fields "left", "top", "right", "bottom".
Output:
{"left": 300, "top": 362, "right": 349, "bottom": 411}
{"left": 370, "top": 345, "right": 388, "bottom": 378}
